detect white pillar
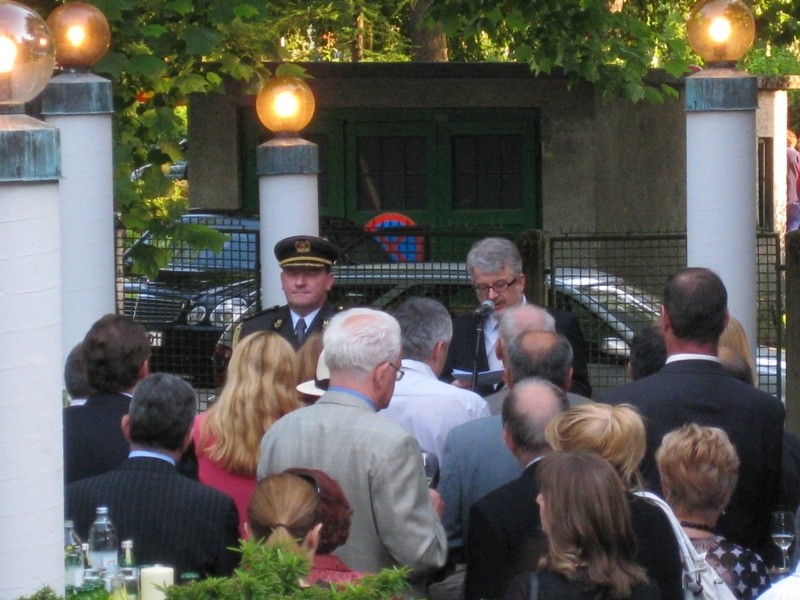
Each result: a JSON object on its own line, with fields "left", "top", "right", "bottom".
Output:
{"left": 686, "top": 69, "right": 759, "bottom": 356}
{"left": 41, "top": 71, "right": 115, "bottom": 366}
{"left": 257, "top": 137, "right": 319, "bottom": 307}
{"left": 0, "top": 111, "right": 63, "bottom": 597}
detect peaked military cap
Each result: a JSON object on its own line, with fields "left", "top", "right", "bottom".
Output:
{"left": 274, "top": 235, "right": 340, "bottom": 269}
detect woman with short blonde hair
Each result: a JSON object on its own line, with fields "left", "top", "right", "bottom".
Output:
{"left": 656, "top": 424, "right": 769, "bottom": 599}
{"left": 545, "top": 403, "right": 646, "bottom": 488}
{"left": 193, "top": 331, "right": 301, "bottom": 534}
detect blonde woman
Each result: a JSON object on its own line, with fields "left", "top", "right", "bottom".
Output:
{"left": 718, "top": 316, "right": 757, "bottom": 386}
{"left": 656, "top": 424, "right": 770, "bottom": 599}
{"left": 544, "top": 403, "right": 683, "bottom": 600}
{"left": 193, "top": 331, "right": 301, "bottom": 535}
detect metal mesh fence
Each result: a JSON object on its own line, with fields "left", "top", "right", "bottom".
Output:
{"left": 549, "top": 232, "right": 784, "bottom": 397}
{"left": 116, "top": 216, "right": 784, "bottom": 406}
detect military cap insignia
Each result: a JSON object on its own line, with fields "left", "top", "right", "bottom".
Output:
{"left": 295, "top": 239, "right": 311, "bottom": 253}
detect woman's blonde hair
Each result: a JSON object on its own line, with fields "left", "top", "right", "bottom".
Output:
{"left": 198, "top": 331, "right": 300, "bottom": 475}
{"left": 545, "top": 403, "right": 646, "bottom": 489}
{"left": 538, "top": 452, "right": 648, "bottom": 598}
{"left": 718, "top": 315, "right": 756, "bottom": 385}
{"left": 247, "top": 472, "right": 319, "bottom": 547}
{"left": 655, "top": 424, "right": 740, "bottom": 515}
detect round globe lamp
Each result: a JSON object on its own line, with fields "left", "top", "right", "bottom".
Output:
{"left": 256, "top": 75, "right": 315, "bottom": 134}
{"left": 686, "top": 0, "right": 755, "bottom": 67}
{"left": 0, "top": 0, "right": 56, "bottom": 104}
{"left": 46, "top": 1, "right": 110, "bottom": 69}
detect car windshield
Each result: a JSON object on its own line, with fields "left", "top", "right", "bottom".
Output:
{"left": 168, "top": 232, "right": 256, "bottom": 272}
{"left": 562, "top": 281, "right": 661, "bottom": 337}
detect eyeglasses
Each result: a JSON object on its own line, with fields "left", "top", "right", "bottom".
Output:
{"left": 474, "top": 277, "right": 517, "bottom": 296}
{"left": 386, "top": 362, "right": 405, "bottom": 381}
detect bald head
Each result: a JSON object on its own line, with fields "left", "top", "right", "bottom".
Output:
{"left": 502, "top": 377, "right": 567, "bottom": 462}
{"left": 505, "top": 330, "right": 573, "bottom": 389}
{"left": 498, "top": 304, "right": 556, "bottom": 348}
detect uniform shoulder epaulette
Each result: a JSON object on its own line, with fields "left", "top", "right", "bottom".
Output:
{"left": 242, "top": 304, "right": 282, "bottom": 322}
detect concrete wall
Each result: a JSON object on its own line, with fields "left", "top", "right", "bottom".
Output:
{"left": 188, "top": 64, "right": 783, "bottom": 236}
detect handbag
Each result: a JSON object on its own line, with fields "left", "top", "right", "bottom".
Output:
{"left": 635, "top": 491, "right": 736, "bottom": 600}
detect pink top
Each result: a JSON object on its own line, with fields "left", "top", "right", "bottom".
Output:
{"left": 308, "top": 553, "right": 364, "bottom": 587}
{"left": 192, "top": 414, "right": 256, "bottom": 538}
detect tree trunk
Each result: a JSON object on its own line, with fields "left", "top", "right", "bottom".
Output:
{"left": 410, "top": 0, "right": 448, "bottom": 61}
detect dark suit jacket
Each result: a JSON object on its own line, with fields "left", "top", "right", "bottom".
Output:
{"left": 63, "top": 392, "right": 131, "bottom": 484}
{"left": 238, "top": 301, "right": 338, "bottom": 349}
{"left": 599, "top": 359, "right": 785, "bottom": 555}
{"left": 443, "top": 306, "right": 592, "bottom": 397}
{"left": 65, "top": 457, "right": 240, "bottom": 579}
{"left": 464, "top": 462, "right": 543, "bottom": 600}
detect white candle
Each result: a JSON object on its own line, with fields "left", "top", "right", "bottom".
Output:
{"left": 140, "top": 565, "right": 175, "bottom": 600}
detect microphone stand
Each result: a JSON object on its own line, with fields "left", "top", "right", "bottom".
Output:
{"left": 470, "top": 315, "right": 485, "bottom": 393}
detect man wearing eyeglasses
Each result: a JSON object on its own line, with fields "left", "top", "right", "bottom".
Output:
{"left": 257, "top": 307, "right": 447, "bottom": 597}
{"left": 442, "top": 237, "right": 592, "bottom": 398}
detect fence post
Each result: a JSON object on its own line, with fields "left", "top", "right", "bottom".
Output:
{"left": 786, "top": 231, "right": 800, "bottom": 434}
{"left": 517, "top": 229, "right": 548, "bottom": 306}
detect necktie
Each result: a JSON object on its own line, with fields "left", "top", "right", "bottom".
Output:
{"left": 295, "top": 318, "right": 307, "bottom": 345}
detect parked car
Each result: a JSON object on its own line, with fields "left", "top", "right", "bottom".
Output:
{"left": 121, "top": 212, "right": 391, "bottom": 387}
{"left": 122, "top": 213, "right": 784, "bottom": 398}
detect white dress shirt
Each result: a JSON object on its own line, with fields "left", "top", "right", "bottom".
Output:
{"left": 382, "top": 359, "right": 490, "bottom": 460}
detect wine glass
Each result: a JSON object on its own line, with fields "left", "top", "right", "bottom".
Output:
{"left": 771, "top": 510, "right": 795, "bottom": 572}
{"left": 421, "top": 451, "right": 440, "bottom": 489}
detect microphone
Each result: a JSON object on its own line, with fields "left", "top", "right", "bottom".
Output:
{"left": 473, "top": 299, "right": 495, "bottom": 317}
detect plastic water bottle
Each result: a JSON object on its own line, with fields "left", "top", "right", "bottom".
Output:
{"left": 64, "top": 520, "right": 85, "bottom": 587}
{"left": 88, "top": 506, "right": 118, "bottom": 572}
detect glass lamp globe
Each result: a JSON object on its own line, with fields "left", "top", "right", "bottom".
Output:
{"left": 46, "top": 1, "right": 110, "bottom": 69}
{"left": 686, "top": 0, "right": 755, "bottom": 66}
{"left": 256, "top": 75, "right": 316, "bottom": 134}
{"left": 0, "top": 1, "right": 55, "bottom": 105}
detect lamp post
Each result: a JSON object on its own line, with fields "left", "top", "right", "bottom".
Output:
{"left": 255, "top": 75, "right": 319, "bottom": 307}
{"left": 41, "top": 1, "right": 113, "bottom": 366}
{"left": 685, "top": 0, "right": 758, "bottom": 356}
{"left": 0, "top": 2, "right": 62, "bottom": 597}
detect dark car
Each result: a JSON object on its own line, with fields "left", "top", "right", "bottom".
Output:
{"left": 122, "top": 212, "right": 391, "bottom": 387}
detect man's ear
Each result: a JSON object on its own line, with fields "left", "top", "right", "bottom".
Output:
{"left": 121, "top": 414, "right": 132, "bottom": 442}
{"left": 502, "top": 425, "right": 515, "bottom": 453}
{"left": 139, "top": 359, "right": 150, "bottom": 381}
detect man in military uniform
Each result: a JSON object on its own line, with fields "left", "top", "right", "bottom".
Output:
{"left": 234, "top": 235, "right": 341, "bottom": 349}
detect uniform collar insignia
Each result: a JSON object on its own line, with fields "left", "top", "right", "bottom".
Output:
{"left": 273, "top": 319, "right": 283, "bottom": 329}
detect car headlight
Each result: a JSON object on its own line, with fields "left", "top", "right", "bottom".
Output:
{"left": 209, "top": 297, "right": 249, "bottom": 327}
{"left": 186, "top": 305, "right": 208, "bottom": 325}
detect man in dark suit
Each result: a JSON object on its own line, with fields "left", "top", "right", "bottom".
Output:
{"left": 463, "top": 378, "right": 567, "bottom": 600}
{"left": 66, "top": 373, "right": 240, "bottom": 579}
{"left": 442, "top": 237, "right": 591, "bottom": 397}
{"left": 599, "top": 267, "right": 785, "bottom": 556}
{"left": 235, "top": 235, "right": 341, "bottom": 349}
{"left": 63, "top": 314, "right": 150, "bottom": 484}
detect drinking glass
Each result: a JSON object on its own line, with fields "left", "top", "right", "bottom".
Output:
{"left": 421, "top": 451, "right": 440, "bottom": 489}
{"left": 771, "top": 510, "right": 795, "bottom": 572}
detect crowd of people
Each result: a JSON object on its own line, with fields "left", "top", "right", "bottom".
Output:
{"left": 62, "top": 233, "right": 796, "bottom": 599}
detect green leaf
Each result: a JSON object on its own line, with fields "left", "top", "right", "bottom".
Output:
{"left": 164, "top": 0, "right": 195, "bottom": 16}
{"left": 128, "top": 54, "right": 167, "bottom": 78}
{"left": 140, "top": 24, "right": 169, "bottom": 38}
{"left": 182, "top": 26, "right": 221, "bottom": 56}
{"left": 233, "top": 3, "right": 261, "bottom": 19}
{"left": 175, "top": 73, "right": 212, "bottom": 94}
{"left": 93, "top": 51, "right": 128, "bottom": 79}
{"left": 275, "top": 63, "right": 310, "bottom": 79}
